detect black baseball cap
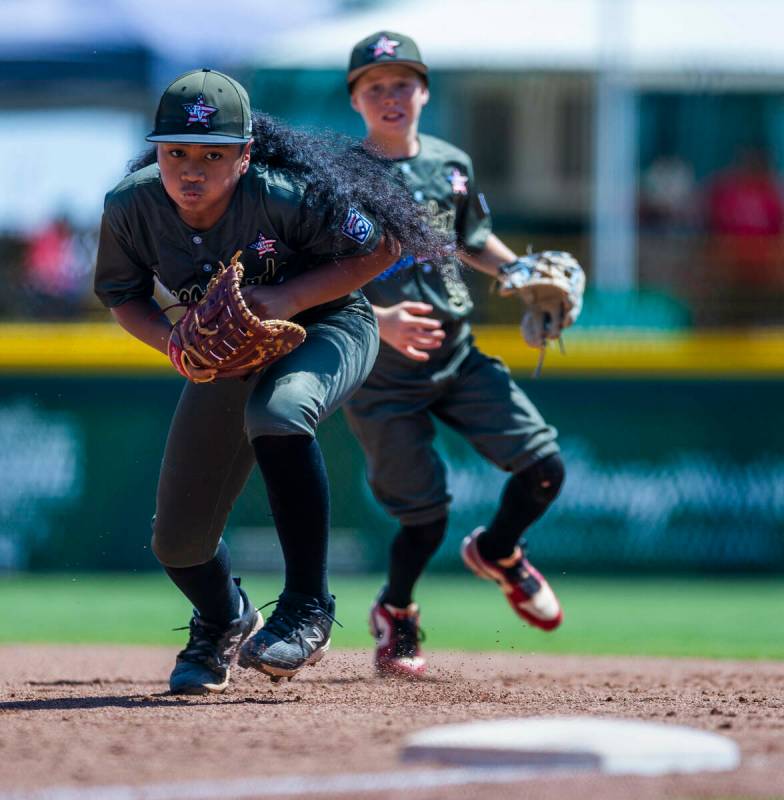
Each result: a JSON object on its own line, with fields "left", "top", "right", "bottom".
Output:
{"left": 146, "top": 68, "right": 252, "bottom": 145}
{"left": 347, "top": 31, "right": 428, "bottom": 91}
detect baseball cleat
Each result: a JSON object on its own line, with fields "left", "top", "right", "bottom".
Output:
{"left": 238, "top": 591, "right": 335, "bottom": 680}
{"left": 169, "top": 583, "right": 263, "bottom": 695}
{"left": 370, "top": 596, "right": 427, "bottom": 678}
{"left": 461, "top": 527, "right": 563, "bottom": 631}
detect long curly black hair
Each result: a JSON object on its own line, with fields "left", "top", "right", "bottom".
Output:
{"left": 128, "top": 111, "right": 448, "bottom": 262}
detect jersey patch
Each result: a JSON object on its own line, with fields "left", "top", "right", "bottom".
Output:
{"left": 341, "top": 207, "right": 374, "bottom": 245}
{"left": 448, "top": 168, "right": 469, "bottom": 195}
{"left": 183, "top": 95, "right": 218, "bottom": 128}
{"left": 370, "top": 35, "right": 400, "bottom": 58}
{"left": 248, "top": 230, "right": 277, "bottom": 257}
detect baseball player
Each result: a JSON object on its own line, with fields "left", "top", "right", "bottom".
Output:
{"left": 344, "top": 33, "right": 581, "bottom": 677}
{"left": 94, "top": 68, "right": 444, "bottom": 692}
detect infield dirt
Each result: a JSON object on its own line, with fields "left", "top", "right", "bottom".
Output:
{"left": 0, "top": 646, "right": 782, "bottom": 799}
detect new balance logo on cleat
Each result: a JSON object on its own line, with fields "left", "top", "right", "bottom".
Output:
{"left": 238, "top": 592, "right": 337, "bottom": 681}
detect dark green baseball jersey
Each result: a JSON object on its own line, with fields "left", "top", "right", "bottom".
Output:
{"left": 362, "top": 133, "right": 492, "bottom": 365}
{"left": 94, "top": 162, "right": 381, "bottom": 320}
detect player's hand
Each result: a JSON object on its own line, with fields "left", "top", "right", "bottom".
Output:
{"left": 241, "top": 285, "right": 299, "bottom": 321}
{"left": 375, "top": 301, "right": 445, "bottom": 362}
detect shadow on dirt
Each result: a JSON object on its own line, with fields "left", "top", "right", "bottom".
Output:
{"left": 0, "top": 693, "right": 299, "bottom": 711}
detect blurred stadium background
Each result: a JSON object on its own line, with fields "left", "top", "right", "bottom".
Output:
{"left": 1, "top": 0, "right": 783, "bottom": 599}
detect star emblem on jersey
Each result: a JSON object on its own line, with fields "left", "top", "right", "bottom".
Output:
{"left": 370, "top": 35, "right": 400, "bottom": 58}
{"left": 341, "top": 207, "right": 374, "bottom": 245}
{"left": 249, "top": 230, "right": 277, "bottom": 257}
{"left": 448, "top": 168, "right": 468, "bottom": 195}
{"left": 182, "top": 94, "right": 218, "bottom": 128}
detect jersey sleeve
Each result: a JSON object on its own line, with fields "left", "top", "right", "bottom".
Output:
{"left": 296, "top": 201, "right": 382, "bottom": 261}
{"left": 456, "top": 157, "right": 493, "bottom": 254}
{"left": 93, "top": 204, "right": 154, "bottom": 308}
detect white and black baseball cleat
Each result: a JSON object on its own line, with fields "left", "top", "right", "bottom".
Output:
{"left": 238, "top": 591, "right": 336, "bottom": 681}
{"left": 169, "top": 583, "right": 263, "bottom": 695}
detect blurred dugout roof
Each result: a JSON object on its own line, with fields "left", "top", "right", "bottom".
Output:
{"left": 257, "top": 0, "right": 784, "bottom": 83}
{"left": 0, "top": 0, "right": 340, "bottom": 105}
{"left": 0, "top": 0, "right": 336, "bottom": 59}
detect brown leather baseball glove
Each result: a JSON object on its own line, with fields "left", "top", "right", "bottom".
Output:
{"left": 167, "top": 251, "right": 306, "bottom": 383}
{"left": 494, "top": 250, "right": 586, "bottom": 349}
{"left": 493, "top": 250, "right": 586, "bottom": 377}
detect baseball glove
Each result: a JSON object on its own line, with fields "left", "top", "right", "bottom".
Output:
{"left": 167, "top": 251, "right": 306, "bottom": 383}
{"left": 494, "top": 250, "right": 585, "bottom": 350}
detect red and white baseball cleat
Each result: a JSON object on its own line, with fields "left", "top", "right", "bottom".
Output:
{"left": 369, "top": 598, "right": 427, "bottom": 678}
{"left": 461, "top": 527, "right": 563, "bottom": 631}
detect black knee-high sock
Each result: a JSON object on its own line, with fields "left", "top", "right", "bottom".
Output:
{"left": 478, "top": 454, "right": 565, "bottom": 561}
{"left": 253, "top": 434, "right": 330, "bottom": 605}
{"left": 163, "top": 539, "right": 241, "bottom": 627}
{"left": 381, "top": 518, "right": 448, "bottom": 608}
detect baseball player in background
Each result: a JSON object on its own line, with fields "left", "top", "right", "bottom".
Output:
{"left": 344, "top": 32, "right": 584, "bottom": 677}
{"left": 94, "top": 68, "right": 444, "bottom": 693}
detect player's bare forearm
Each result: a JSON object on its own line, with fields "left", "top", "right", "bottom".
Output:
{"left": 111, "top": 297, "right": 172, "bottom": 356}
{"left": 249, "top": 236, "right": 400, "bottom": 319}
{"left": 458, "top": 234, "right": 517, "bottom": 277}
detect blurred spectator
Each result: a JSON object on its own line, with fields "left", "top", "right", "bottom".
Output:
{"left": 22, "top": 216, "right": 95, "bottom": 317}
{"left": 704, "top": 147, "right": 784, "bottom": 286}
{"left": 639, "top": 153, "right": 698, "bottom": 231}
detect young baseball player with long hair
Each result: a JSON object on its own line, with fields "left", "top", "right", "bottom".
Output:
{"left": 344, "top": 33, "right": 584, "bottom": 677}
{"left": 94, "top": 68, "right": 444, "bottom": 693}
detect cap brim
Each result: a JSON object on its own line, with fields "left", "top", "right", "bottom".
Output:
{"left": 146, "top": 133, "right": 251, "bottom": 144}
{"left": 347, "top": 61, "right": 428, "bottom": 88}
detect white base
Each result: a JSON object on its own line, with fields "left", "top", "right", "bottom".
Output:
{"left": 402, "top": 716, "right": 741, "bottom": 776}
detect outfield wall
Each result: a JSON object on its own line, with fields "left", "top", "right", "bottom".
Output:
{"left": 1, "top": 324, "right": 783, "bottom": 573}
{"left": 2, "top": 322, "right": 784, "bottom": 376}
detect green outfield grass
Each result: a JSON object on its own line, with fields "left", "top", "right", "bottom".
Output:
{"left": 0, "top": 574, "right": 782, "bottom": 659}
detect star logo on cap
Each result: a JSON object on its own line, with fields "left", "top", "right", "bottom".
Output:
{"left": 182, "top": 94, "right": 218, "bottom": 128}
{"left": 249, "top": 230, "right": 277, "bottom": 258}
{"left": 370, "top": 35, "right": 400, "bottom": 58}
{"left": 448, "top": 168, "right": 468, "bottom": 195}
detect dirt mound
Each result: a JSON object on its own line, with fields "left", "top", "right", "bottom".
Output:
{"left": 0, "top": 646, "right": 782, "bottom": 799}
